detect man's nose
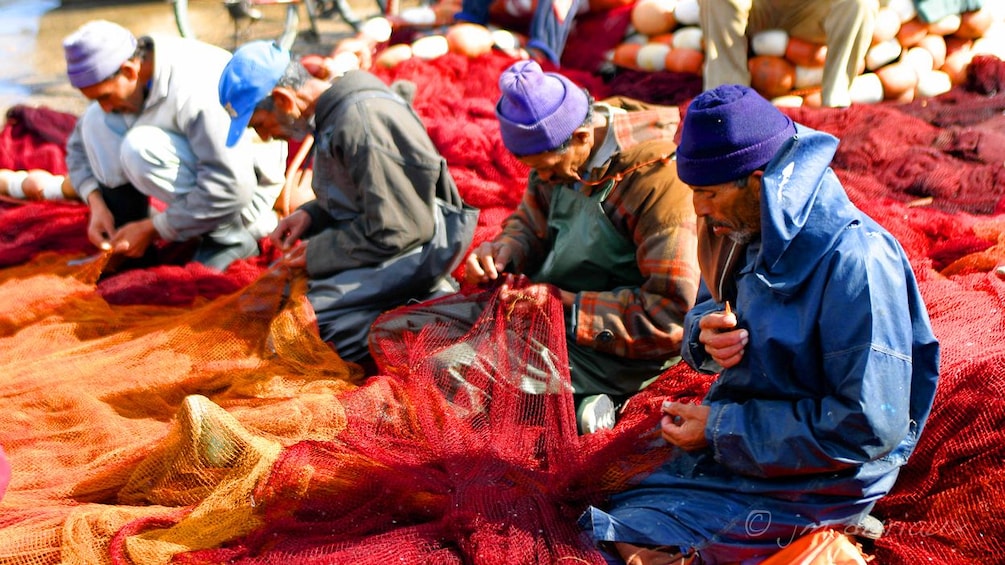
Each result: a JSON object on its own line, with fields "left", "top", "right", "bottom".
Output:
{"left": 253, "top": 126, "right": 271, "bottom": 141}
{"left": 692, "top": 196, "right": 708, "bottom": 216}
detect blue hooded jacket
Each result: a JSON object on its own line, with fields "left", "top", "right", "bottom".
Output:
{"left": 682, "top": 124, "right": 940, "bottom": 499}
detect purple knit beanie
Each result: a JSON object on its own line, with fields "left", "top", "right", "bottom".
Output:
{"left": 496, "top": 60, "right": 589, "bottom": 156}
{"left": 676, "top": 84, "right": 796, "bottom": 186}
{"left": 64, "top": 20, "right": 138, "bottom": 89}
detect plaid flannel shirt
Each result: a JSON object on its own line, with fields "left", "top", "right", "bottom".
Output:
{"left": 496, "top": 103, "right": 699, "bottom": 359}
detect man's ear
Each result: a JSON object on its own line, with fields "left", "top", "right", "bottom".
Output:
{"left": 750, "top": 170, "right": 764, "bottom": 197}
{"left": 119, "top": 59, "right": 140, "bottom": 81}
{"left": 271, "top": 86, "right": 296, "bottom": 113}
{"left": 572, "top": 127, "right": 592, "bottom": 145}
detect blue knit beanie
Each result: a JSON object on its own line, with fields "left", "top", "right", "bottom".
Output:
{"left": 676, "top": 84, "right": 796, "bottom": 186}
{"left": 496, "top": 60, "right": 589, "bottom": 156}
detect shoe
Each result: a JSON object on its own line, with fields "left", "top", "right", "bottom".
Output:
{"left": 576, "top": 394, "right": 616, "bottom": 434}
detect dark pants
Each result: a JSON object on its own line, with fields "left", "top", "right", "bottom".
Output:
{"left": 454, "top": 0, "right": 585, "bottom": 65}
{"left": 100, "top": 183, "right": 258, "bottom": 272}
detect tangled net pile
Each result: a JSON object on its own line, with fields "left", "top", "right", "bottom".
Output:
{"left": 1, "top": 51, "right": 1004, "bottom": 564}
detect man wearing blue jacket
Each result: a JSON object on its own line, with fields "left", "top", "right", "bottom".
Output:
{"left": 580, "top": 84, "right": 940, "bottom": 564}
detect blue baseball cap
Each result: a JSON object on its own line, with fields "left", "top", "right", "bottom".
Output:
{"left": 219, "top": 40, "right": 291, "bottom": 147}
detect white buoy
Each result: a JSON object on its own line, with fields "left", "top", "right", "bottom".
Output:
{"left": 673, "top": 0, "right": 700, "bottom": 26}
{"left": 771, "top": 94, "right": 804, "bottom": 107}
{"left": 671, "top": 26, "right": 703, "bottom": 51}
{"left": 491, "top": 28, "right": 521, "bottom": 55}
{"left": 886, "top": 0, "right": 917, "bottom": 23}
{"left": 751, "top": 29, "right": 789, "bottom": 57}
{"left": 902, "top": 45, "right": 935, "bottom": 73}
{"left": 411, "top": 34, "right": 449, "bottom": 59}
{"left": 973, "top": 33, "right": 1005, "bottom": 59}
{"left": 793, "top": 65, "right": 824, "bottom": 89}
{"left": 849, "top": 72, "right": 885, "bottom": 104}
{"left": 636, "top": 42, "right": 671, "bottom": 71}
{"left": 865, "top": 39, "right": 902, "bottom": 71}
{"left": 325, "top": 51, "right": 361, "bottom": 77}
{"left": 927, "top": 14, "right": 961, "bottom": 36}
{"left": 916, "top": 70, "right": 952, "bottom": 97}
{"left": 399, "top": 6, "right": 437, "bottom": 25}
{"left": 359, "top": 17, "right": 392, "bottom": 43}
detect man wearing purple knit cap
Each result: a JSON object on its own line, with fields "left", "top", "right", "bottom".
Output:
{"left": 580, "top": 84, "right": 939, "bottom": 564}
{"left": 62, "top": 20, "right": 285, "bottom": 272}
{"left": 465, "top": 60, "right": 700, "bottom": 434}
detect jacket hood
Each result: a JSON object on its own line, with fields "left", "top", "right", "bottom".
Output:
{"left": 755, "top": 124, "right": 858, "bottom": 296}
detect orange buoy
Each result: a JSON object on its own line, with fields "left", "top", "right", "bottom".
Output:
{"left": 802, "top": 89, "right": 823, "bottom": 108}
{"left": 918, "top": 34, "right": 947, "bottom": 69}
{"left": 374, "top": 43, "right": 413, "bottom": 69}
{"left": 956, "top": 8, "right": 995, "bottom": 39}
{"left": 446, "top": 22, "right": 494, "bottom": 57}
{"left": 748, "top": 55, "right": 796, "bottom": 99}
{"left": 631, "top": 0, "right": 677, "bottom": 37}
{"left": 784, "top": 36, "right": 827, "bottom": 67}
{"left": 648, "top": 32, "right": 675, "bottom": 46}
{"left": 896, "top": 18, "right": 929, "bottom": 48}
{"left": 942, "top": 37, "right": 974, "bottom": 85}
{"left": 665, "top": 47, "right": 704, "bottom": 75}
{"left": 876, "top": 61, "right": 920, "bottom": 100}
{"left": 612, "top": 42, "right": 642, "bottom": 69}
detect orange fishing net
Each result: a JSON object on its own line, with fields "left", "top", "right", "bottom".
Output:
{"left": 1, "top": 51, "right": 1005, "bottom": 564}
{"left": 0, "top": 252, "right": 362, "bottom": 564}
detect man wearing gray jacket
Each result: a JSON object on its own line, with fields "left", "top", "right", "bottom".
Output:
{"left": 218, "top": 40, "right": 477, "bottom": 364}
{"left": 62, "top": 20, "right": 285, "bottom": 271}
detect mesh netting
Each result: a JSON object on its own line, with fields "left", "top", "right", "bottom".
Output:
{"left": 0, "top": 51, "right": 1004, "bottom": 564}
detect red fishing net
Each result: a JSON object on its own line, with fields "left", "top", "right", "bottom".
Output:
{"left": 0, "top": 51, "right": 1003, "bottom": 564}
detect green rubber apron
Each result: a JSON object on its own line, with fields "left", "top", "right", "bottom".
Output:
{"left": 532, "top": 180, "right": 670, "bottom": 397}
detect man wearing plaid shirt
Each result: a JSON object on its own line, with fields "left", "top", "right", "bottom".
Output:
{"left": 465, "top": 61, "right": 700, "bottom": 432}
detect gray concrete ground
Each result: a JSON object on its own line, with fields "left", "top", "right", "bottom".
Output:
{"left": 0, "top": 0, "right": 369, "bottom": 118}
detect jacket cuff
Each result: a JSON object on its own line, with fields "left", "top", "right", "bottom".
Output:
{"left": 75, "top": 178, "right": 101, "bottom": 203}
{"left": 151, "top": 212, "right": 177, "bottom": 241}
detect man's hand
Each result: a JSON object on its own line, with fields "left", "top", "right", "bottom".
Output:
{"left": 86, "top": 191, "right": 116, "bottom": 251}
{"left": 660, "top": 401, "right": 709, "bottom": 451}
{"left": 108, "top": 218, "right": 157, "bottom": 258}
{"left": 281, "top": 240, "right": 308, "bottom": 269}
{"left": 698, "top": 305, "right": 747, "bottom": 369}
{"left": 463, "top": 241, "right": 513, "bottom": 285}
{"left": 270, "top": 209, "right": 311, "bottom": 251}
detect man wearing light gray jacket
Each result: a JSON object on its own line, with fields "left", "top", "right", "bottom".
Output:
{"left": 63, "top": 20, "right": 286, "bottom": 271}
